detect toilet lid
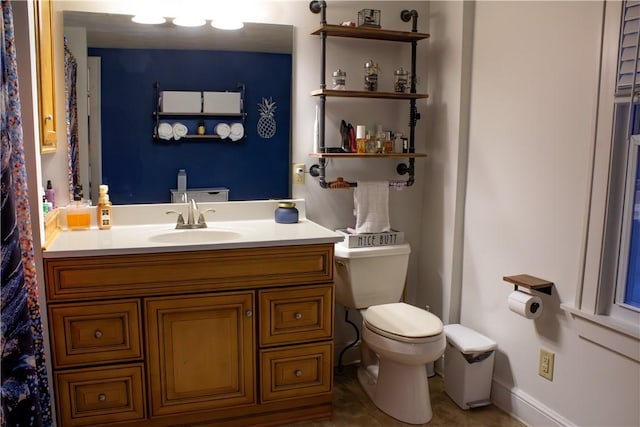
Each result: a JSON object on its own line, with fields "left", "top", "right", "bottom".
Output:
{"left": 363, "top": 302, "right": 443, "bottom": 338}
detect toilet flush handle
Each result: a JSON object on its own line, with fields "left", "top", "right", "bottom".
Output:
{"left": 335, "top": 258, "right": 349, "bottom": 277}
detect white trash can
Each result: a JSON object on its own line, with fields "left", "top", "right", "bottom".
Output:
{"left": 443, "top": 324, "right": 497, "bottom": 410}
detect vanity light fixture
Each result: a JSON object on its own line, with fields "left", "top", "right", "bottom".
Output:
{"left": 173, "top": 16, "right": 207, "bottom": 27}
{"left": 131, "top": 15, "right": 166, "bottom": 24}
{"left": 211, "top": 20, "right": 244, "bottom": 30}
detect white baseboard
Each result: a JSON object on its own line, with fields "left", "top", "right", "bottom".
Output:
{"left": 490, "top": 378, "right": 576, "bottom": 427}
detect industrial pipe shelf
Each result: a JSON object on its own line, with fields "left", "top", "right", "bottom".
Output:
{"left": 310, "top": 152, "right": 427, "bottom": 158}
{"left": 310, "top": 23, "right": 429, "bottom": 42}
{"left": 311, "top": 89, "right": 429, "bottom": 100}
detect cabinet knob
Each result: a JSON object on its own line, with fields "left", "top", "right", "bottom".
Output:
{"left": 295, "top": 312, "right": 303, "bottom": 320}
{"left": 246, "top": 310, "right": 253, "bottom": 318}
{"left": 94, "top": 330, "right": 103, "bottom": 339}
{"left": 98, "top": 393, "right": 106, "bottom": 402}
{"left": 44, "top": 114, "right": 53, "bottom": 122}
{"left": 294, "top": 369, "right": 303, "bottom": 377}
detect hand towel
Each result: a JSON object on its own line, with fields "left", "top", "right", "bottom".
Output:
{"left": 229, "top": 123, "right": 245, "bottom": 141}
{"left": 172, "top": 122, "right": 188, "bottom": 140}
{"left": 215, "top": 123, "right": 231, "bottom": 139}
{"left": 157, "top": 122, "right": 173, "bottom": 140}
{"left": 354, "top": 181, "right": 391, "bottom": 234}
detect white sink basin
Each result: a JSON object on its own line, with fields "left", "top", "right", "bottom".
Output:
{"left": 148, "top": 229, "right": 245, "bottom": 244}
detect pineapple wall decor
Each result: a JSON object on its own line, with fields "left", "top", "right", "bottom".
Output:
{"left": 257, "top": 97, "right": 277, "bottom": 139}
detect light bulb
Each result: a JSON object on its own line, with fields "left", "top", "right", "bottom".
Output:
{"left": 211, "top": 20, "right": 244, "bottom": 30}
{"left": 173, "top": 16, "right": 206, "bottom": 27}
{"left": 131, "top": 15, "right": 166, "bottom": 25}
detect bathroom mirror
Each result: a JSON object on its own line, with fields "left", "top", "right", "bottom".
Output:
{"left": 62, "top": 11, "right": 293, "bottom": 204}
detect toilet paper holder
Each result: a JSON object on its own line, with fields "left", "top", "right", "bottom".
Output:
{"left": 503, "top": 274, "right": 554, "bottom": 295}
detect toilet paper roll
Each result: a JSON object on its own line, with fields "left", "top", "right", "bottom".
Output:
{"left": 508, "top": 291, "right": 543, "bottom": 319}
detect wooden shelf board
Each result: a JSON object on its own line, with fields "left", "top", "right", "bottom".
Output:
{"left": 309, "top": 152, "right": 427, "bottom": 158}
{"left": 503, "top": 274, "right": 554, "bottom": 295}
{"left": 153, "top": 134, "right": 237, "bottom": 140}
{"left": 311, "top": 89, "right": 428, "bottom": 100}
{"left": 154, "top": 112, "right": 244, "bottom": 118}
{"left": 311, "top": 24, "right": 430, "bottom": 42}
{"left": 183, "top": 135, "right": 222, "bottom": 139}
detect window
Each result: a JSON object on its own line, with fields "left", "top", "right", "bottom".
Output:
{"left": 604, "top": 0, "right": 640, "bottom": 319}
{"left": 616, "top": 134, "right": 640, "bottom": 310}
{"left": 564, "top": 0, "right": 640, "bottom": 362}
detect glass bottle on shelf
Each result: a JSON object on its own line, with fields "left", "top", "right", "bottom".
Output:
{"left": 332, "top": 69, "right": 346, "bottom": 90}
{"left": 384, "top": 131, "right": 393, "bottom": 153}
{"left": 356, "top": 125, "right": 367, "bottom": 153}
{"left": 365, "top": 130, "right": 376, "bottom": 153}
{"left": 394, "top": 67, "right": 409, "bottom": 93}
{"left": 364, "top": 59, "right": 379, "bottom": 91}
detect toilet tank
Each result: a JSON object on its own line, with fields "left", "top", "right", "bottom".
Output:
{"left": 334, "top": 243, "right": 411, "bottom": 309}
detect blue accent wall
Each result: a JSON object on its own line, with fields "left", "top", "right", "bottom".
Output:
{"left": 90, "top": 48, "right": 291, "bottom": 204}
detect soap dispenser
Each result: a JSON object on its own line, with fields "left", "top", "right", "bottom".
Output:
{"left": 97, "top": 184, "right": 113, "bottom": 230}
{"left": 45, "top": 179, "right": 56, "bottom": 208}
{"left": 66, "top": 185, "right": 92, "bottom": 230}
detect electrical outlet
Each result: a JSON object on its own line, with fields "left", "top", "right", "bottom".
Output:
{"left": 292, "top": 163, "right": 305, "bottom": 185}
{"left": 539, "top": 349, "right": 554, "bottom": 381}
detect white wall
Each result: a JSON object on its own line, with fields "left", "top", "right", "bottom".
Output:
{"left": 419, "top": 0, "right": 474, "bottom": 325}
{"left": 455, "top": 1, "right": 640, "bottom": 425}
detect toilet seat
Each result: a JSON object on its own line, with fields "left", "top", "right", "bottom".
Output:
{"left": 363, "top": 302, "right": 443, "bottom": 344}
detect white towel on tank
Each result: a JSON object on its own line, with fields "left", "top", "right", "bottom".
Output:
{"left": 354, "top": 181, "right": 391, "bottom": 234}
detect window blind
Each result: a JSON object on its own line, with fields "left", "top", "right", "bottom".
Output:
{"left": 618, "top": 1, "right": 640, "bottom": 91}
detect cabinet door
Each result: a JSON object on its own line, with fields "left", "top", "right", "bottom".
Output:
{"left": 34, "top": 0, "right": 58, "bottom": 152}
{"left": 145, "top": 292, "right": 255, "bottom": 417}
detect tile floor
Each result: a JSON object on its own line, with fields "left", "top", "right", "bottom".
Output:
{"left": 283, "top": 365, "right": 525, "bottom": 427}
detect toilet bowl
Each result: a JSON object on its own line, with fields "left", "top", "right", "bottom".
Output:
{"left": 333, "top": 243, "right": 445, "bottom": 424}
{"left": 358, "top": 303, "right": 445, "bottom": 424}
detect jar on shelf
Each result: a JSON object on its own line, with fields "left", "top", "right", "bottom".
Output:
{"left": 394, "top": 67, "right": 409, "bottom": 93}
{"left": 275, "top": 201, "right": 299, "bottom": 224}
{"left": 364, "top": 59, "right": 379, "bottom": 91}
{"left": 332, "top": 69, "right": 346, "bottom": 90}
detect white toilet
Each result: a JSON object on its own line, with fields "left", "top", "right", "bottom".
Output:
{"left": 334, "top": 243, "right": 446, "bottom": 425}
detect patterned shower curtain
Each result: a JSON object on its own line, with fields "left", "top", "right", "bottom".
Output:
{"left": 64, "top": 37, "right": 78, "bottom": 193}
{"left": 1, "top": 1, "right": 52, "bottom": 426}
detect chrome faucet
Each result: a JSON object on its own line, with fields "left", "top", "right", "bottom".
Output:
{"left": 166, "top": 199, "right": 215, "bottom": 229}
{"left": 186, "top": 199, "right": 199, "bottom": 226}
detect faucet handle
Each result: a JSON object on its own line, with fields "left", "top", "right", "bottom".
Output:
{"left": 165, "top": 210, "right": 185, "bottom": 226}
{"left": 197, "top": 209, "right": 216, "bottom": 226}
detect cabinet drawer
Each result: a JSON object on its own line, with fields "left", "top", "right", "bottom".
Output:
{"left": 49, "top": 299, "right": 142, "bottom": 368}
{"left": 260, "top": 342, "right": 332, "bottom": 402}
{"left": 259, "top": 285, "right": 333, "bottom": 346}
{"left": 55, "top": 363, "right": 146, "bottom": 427}
{"left": 45, "top": 244, "right": 333, "bottom": 301}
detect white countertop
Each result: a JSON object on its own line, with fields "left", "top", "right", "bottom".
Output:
{"left": 44, "top": 199, "right": 344, "bottom": 258}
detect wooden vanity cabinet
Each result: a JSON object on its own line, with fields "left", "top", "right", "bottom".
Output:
{"left": 145, "top": 292, "right": 255, "bottom": 417}
{"left": 44, "top": 244, "right": 335, "bottom": 427}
